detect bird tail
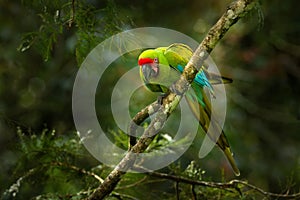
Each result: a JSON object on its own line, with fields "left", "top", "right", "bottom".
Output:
{"left": 185, "top": 88, "right": 240, "bottom": 176}
{"left": 211, "top": 124, "right": 240, "bottom": 177}
{"left": 223, "top": 147, "right": 240, "bottom": 176}
{"left": 204, "top": 71, "right": 233, "bottom": 85}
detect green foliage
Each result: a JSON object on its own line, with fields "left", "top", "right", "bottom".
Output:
{"left": 183, "top": 160, "right": 206, "bottom": 180}
{"left": 18, "top": 0, "right": 71, "bottom": 61}
{"left": 75, "top": 0, "right": 134, "bottom": 64}
{"left": 108, "top": 129, "right": 129, "bottom": 150}
{"left": 146, "top": 132, "right": 174, "bottom": 151}
{"left": 2, "top": 128, "right": 97, "bottom": 199}
{"left": 18, "top": 0, "right": 133, "bottom": 64}
{"left": 1, "top": 127, "right": 299, "bottom": 199}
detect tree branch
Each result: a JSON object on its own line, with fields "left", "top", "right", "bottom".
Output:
{"left": 87, "top": 101, "right": 161, "bottom": 200}
{"left": 87, "top": 0, "right": 258, "bottom": 199}
{"left": 141, "top": 169, "right": 300, "bottom": 199}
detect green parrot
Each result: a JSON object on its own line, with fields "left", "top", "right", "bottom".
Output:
{"left": 137, "top": 43, "right": 240, "bottom": 176}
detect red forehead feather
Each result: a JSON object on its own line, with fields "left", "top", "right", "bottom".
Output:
{"left": 138, "top": 58, "right": 154, "bottom": 66}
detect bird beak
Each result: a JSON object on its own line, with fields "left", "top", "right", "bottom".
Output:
{"left": 141, "top": 64, "right": 159, "bottom": 81}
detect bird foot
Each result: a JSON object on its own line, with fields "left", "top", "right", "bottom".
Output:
{"left": 157, "top": 93, "right": 169, "bottom": 105}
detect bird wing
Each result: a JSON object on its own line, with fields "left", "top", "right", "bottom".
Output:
{"left": 163, "top": 43, "right": 193, "bottom": 71}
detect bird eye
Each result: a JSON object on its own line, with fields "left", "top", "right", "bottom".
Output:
{"left": 154, "top": 58, "right": 158, "bottom": 63}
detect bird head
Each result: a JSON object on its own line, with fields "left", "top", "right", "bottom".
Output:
{"left": 138, "top": 49, "right": 169, "bottom": 82}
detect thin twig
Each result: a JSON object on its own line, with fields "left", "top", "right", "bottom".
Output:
{"left": 233, "top": 180, "right": 300, "bottom": 199}
{"left": 111, "top": 192, "right": 140, "bottom": 200}
{"left": 128, "top": 101, "right": 161, "bottom": 148}
{"left": 68, "top": 0, "right": 76, "bottom": 27}
{"left": 191, "top": 184, "right": 197, "bottom": 200}
{"left": 51, "top": 161, "right": 104, "bottom": 183}
{"left": 3, "top": 168, "right": 37, "bottom": 198}
{"left": 176, "top": 181, "right": 180, "bottom": 200}
{"left": 116, "top": 176, "right": 148, "bottom": 190}
{"left": 137, "top": 168, "right": 300, "bottom": 199}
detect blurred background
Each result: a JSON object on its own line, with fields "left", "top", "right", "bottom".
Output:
{"left": 0, "top": 0, "right": 299, "bottom": 199}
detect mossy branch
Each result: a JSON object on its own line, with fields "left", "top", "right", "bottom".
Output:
{"left": 87, "top": 0, "right": 258, "bottom": 199}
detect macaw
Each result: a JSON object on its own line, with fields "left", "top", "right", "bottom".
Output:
{"left": 137, "top": 43, "right": 240, "bottom": 176}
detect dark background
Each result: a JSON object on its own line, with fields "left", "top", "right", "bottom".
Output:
{"left": 0, "top": 0, "right": 299, "bottom": 197}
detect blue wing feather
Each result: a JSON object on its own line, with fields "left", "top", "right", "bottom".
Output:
{"left": 176, "top": 64, "right": 213, "bottom": 90}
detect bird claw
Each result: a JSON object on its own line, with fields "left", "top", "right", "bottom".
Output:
{"left": 157, "top": 93, "right": 168, "bottom": 105}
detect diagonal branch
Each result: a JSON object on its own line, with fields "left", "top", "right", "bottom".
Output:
{"left": 87, "top": 0, "right": 258, "bottom": 199}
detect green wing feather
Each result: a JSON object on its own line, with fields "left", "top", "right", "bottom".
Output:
{"left": 205, "top": 71, "right": 233, "bottom": 85}
{"left": 164, "top": 43, "right": 232, "bottom": 85}
{"left": 163, "top": 43, "right": 193, "bottom": 70}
